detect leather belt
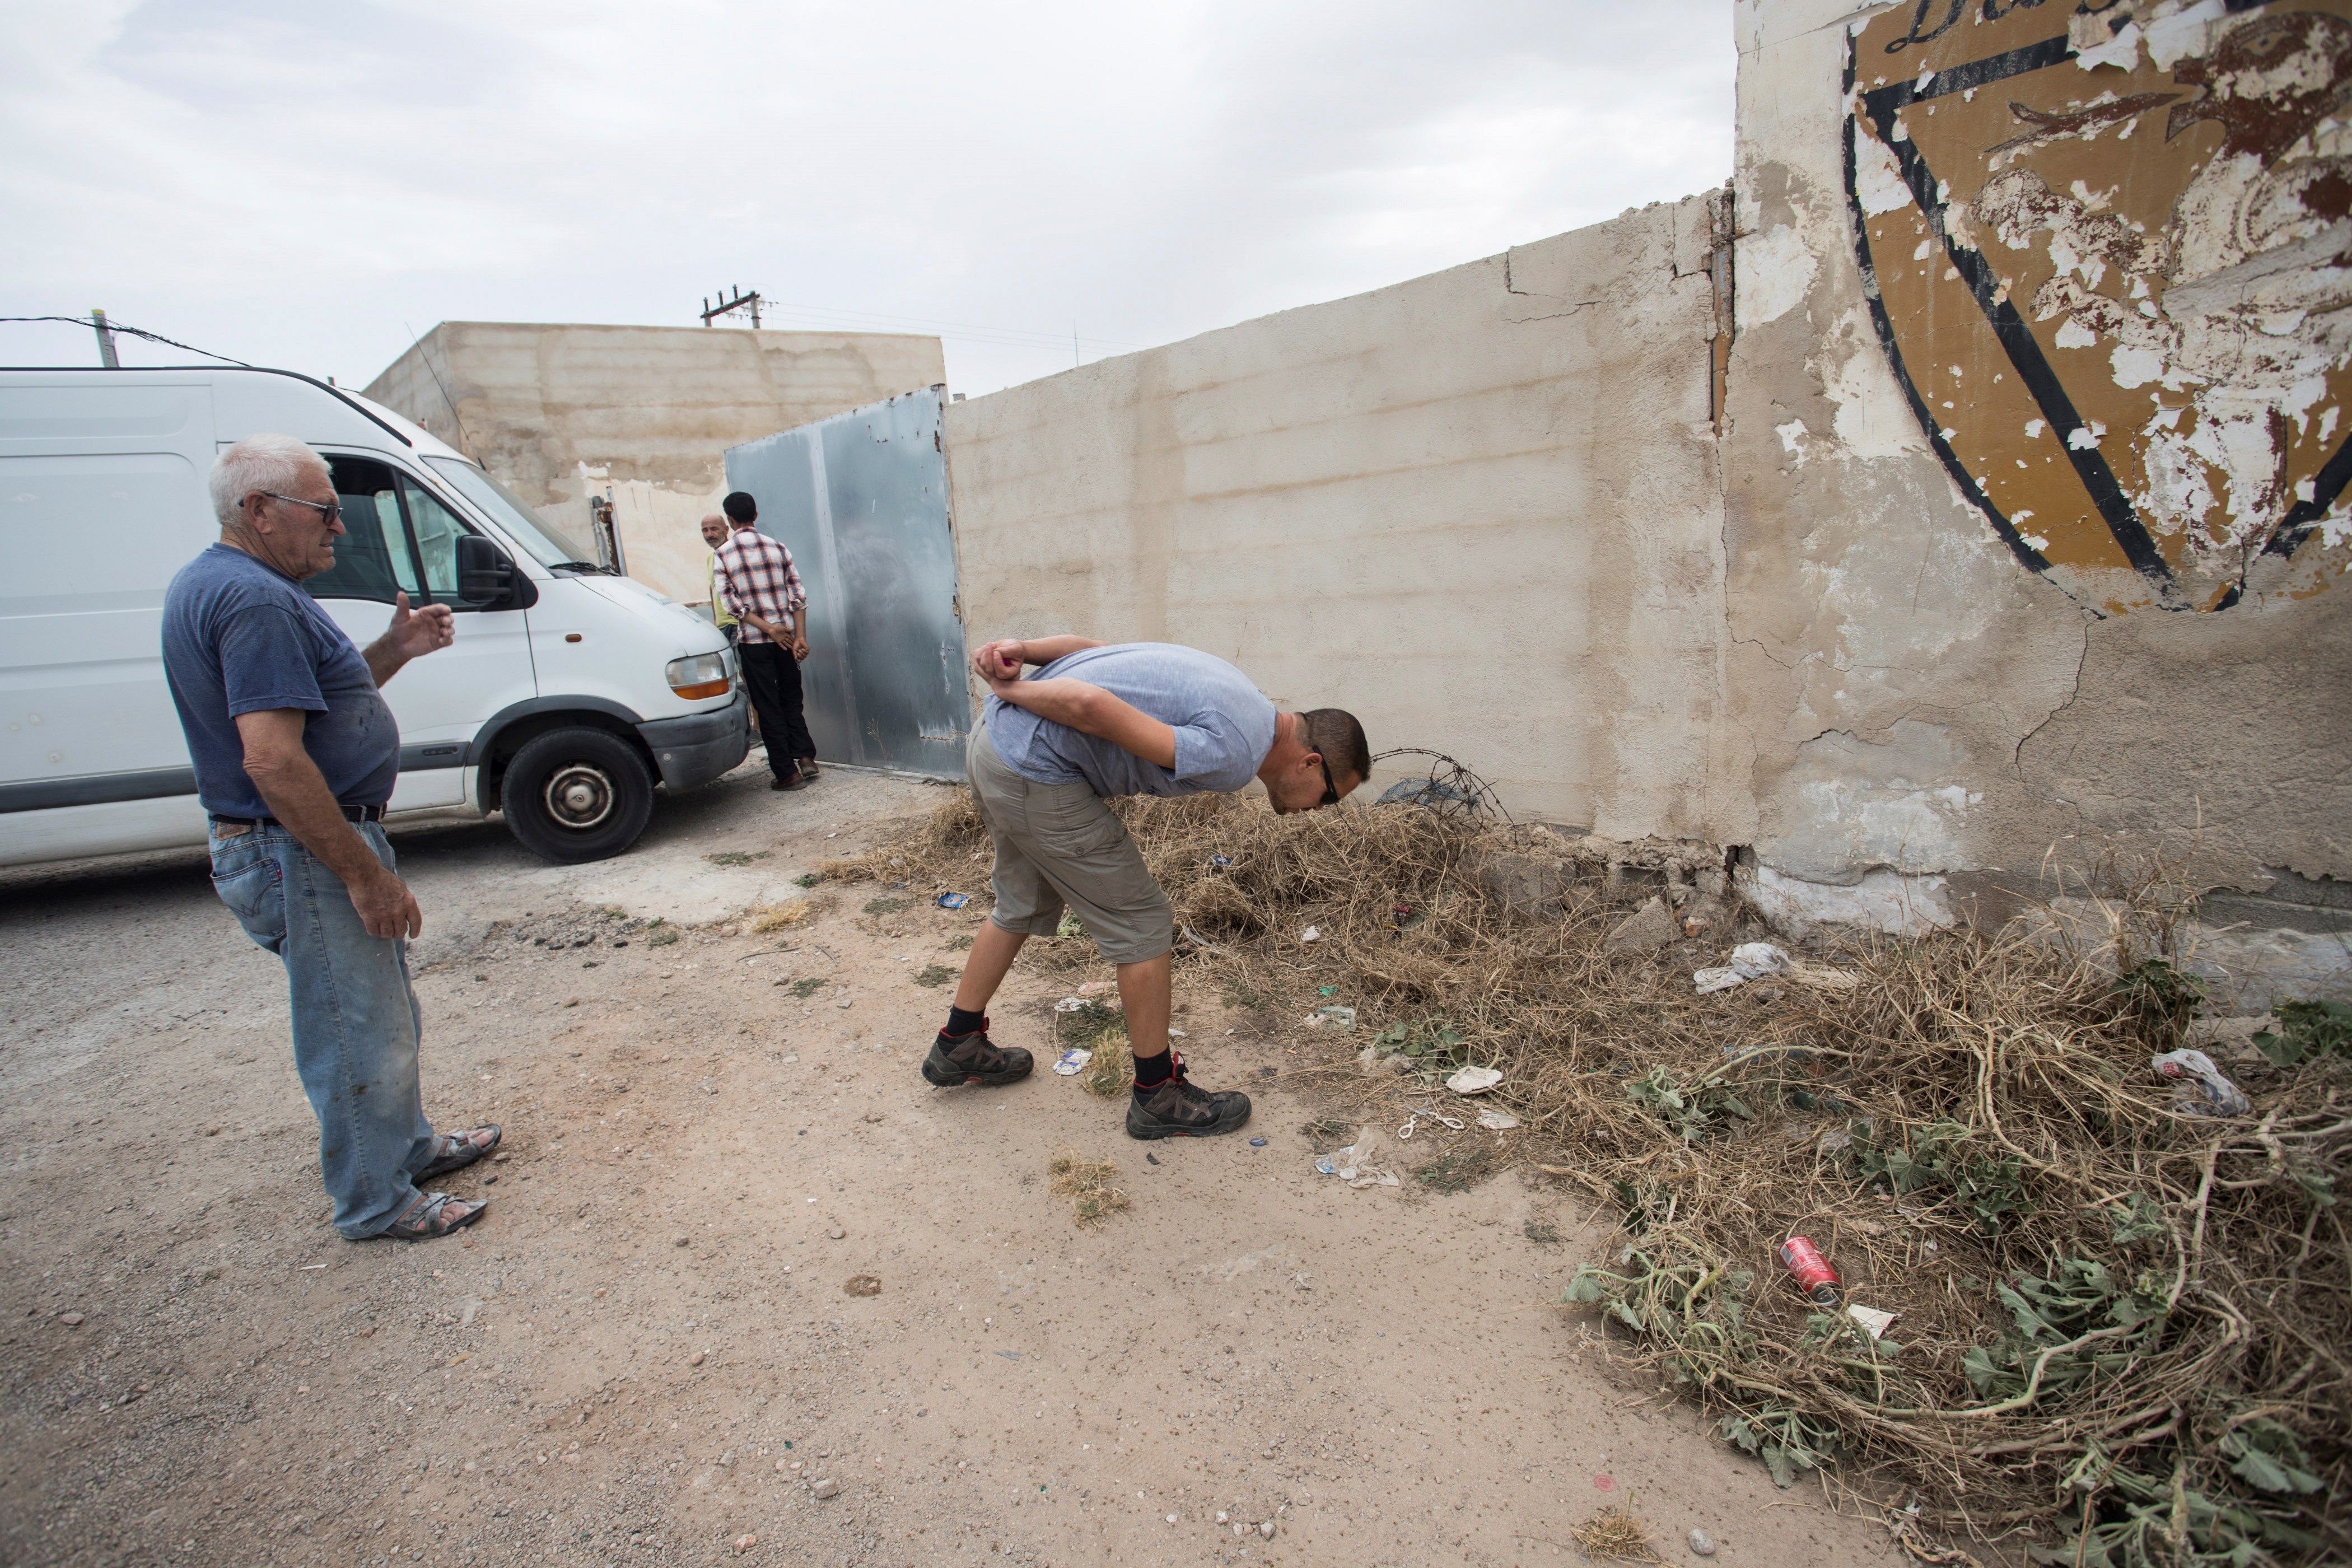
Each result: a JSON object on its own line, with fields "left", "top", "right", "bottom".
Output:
{"left": 210, "top": 803, "right": 386, "bottom": 828}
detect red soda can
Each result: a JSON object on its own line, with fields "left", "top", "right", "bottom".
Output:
{"left": 1779, "top": 1236, "right": 1840, "bottom": 1304}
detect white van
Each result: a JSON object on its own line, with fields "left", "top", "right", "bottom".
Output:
{"left": 0, "top": 365, "right": 746, "bottom": 867}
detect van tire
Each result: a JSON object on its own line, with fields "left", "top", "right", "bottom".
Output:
{"left": 501, "top": 727, "right": 655, "bottom": 864}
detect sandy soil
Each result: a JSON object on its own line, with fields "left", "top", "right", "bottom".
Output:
{"left": 0, "top": 759, "right": 1910, "bottom": 1568}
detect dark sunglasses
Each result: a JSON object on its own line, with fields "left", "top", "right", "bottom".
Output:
{"left": 260, "top": 492, "right": 342, "bottom": 526}
{"left": 1314, "top": 753, "right": 1340, "bottom": 808}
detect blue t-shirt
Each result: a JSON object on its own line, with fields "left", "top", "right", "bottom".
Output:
{"left": 984, "top": 643, "right": 1277, "bottom": 799}
{"left": 161, "top": 544, "right": 400, "bottom": 819}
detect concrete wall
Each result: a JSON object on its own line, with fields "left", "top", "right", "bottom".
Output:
{"left": 944, "top": 193, "right": 1736, "bottom": 830}
{"left": 365, "top": 323, "right": 945, "bottom": 604}
{"left": 1723, "top": 0, "right": 2352, "bottom": 1004}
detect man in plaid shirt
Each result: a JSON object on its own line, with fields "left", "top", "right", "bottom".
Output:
{"left": 716, "top": 491, "right": 818, "bottom": 790}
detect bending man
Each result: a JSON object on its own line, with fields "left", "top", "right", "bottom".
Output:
{"left": 922, "top": 638, "right": 1369, "bottom": 1139}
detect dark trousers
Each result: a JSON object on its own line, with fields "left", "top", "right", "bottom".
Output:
{"left": 739, "top": 640, "right": 815, "bottom": 780}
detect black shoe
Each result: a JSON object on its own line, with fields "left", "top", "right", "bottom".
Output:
{"left": 1126, "top": 1073, "right": 1253, "bottom": 1140}
{"left": 921, "top": 1023, "right": 1033, "bottom": 1086}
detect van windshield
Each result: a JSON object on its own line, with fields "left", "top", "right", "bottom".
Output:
{"left": 424, "top": 456, "right": 598, "bottom": 570}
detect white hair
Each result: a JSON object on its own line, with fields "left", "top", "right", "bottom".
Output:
{"left": 209, "top": 433, "right": 329, "bottom": 528}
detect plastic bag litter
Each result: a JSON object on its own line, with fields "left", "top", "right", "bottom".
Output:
{"left": 1300, "top": 925, "right": 1323, "bottom": 944}
{"left": 1304, "top": 1005, "right": 1356, "bottom": 1030}
{"left": 2151, "top": 1048, "right": 2252, "bottom": 1117}
{"left": 1476, "top": 1107, "right": 1520, "bottom": 1131}
{"left": 935, "top": 892, "right": 970, "bottom": 909}
{"left": 1314, "top": 1127, "right": 1400, "bottom": 1188}
{"left": 1694, "top": 942, "right": 1794, "bottom": 993}
{"left": 1446, "top": 1065, "right": 1504, "bottom": 1095}
{"left": 1052, "top": 1048, "right": 1093, "bottom": 1075}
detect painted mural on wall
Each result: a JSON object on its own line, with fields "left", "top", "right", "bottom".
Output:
{"left": 1846, "top": 0, "right": 2352, "bottom": 612}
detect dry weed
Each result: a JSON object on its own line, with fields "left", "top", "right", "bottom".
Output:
{"left": 822, "top": 788, "right": 2350, "bottom": 1564}
{"left": 1047, "top": 1151, "right": 1130, "bottom": 1228}
{"left": 1570, "top": 1506, "right": 1662, "bottom": 1562}
{"left": 748, "top": 901, "right": 818, "bottom": 932}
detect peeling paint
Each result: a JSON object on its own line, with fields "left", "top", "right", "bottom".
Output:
{"left": 1737, "top": 223, "right": 1818, "bottom": 325}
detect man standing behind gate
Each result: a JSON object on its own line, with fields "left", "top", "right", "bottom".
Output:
{"left": 715, "top": 491, "right": 818, "bottom": 791}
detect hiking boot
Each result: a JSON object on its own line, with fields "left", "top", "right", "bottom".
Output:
{"left": 1126, "top": 1072, "right": 1253, "bottom": 1140}
{"left": 921, "top": 1023, "right": 1033, "bottom": 1087}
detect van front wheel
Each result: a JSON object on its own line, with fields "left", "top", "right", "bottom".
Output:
{"left": 501, "top": 727, "right": 655, "bottom": 864}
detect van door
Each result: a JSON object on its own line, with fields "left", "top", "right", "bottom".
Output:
{"left": 308, "top": 452, "right": 535, "bottom": 810}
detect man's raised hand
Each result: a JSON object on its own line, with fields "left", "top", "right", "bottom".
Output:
{"left": 386, "top": 592, "right": 456, "bottom": 658}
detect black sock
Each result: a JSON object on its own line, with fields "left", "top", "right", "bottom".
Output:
{"left": 943, "top": 1006, "right": 986, "bottom": 1039}
{"left": 1133, "top": 1049, "right": 1173, "bottom": 1089}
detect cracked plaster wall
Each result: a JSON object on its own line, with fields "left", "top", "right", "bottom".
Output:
{"left": 1724, "top": 0, "right": 2352, "bottom": 991}
{"left": 945, "top": 194, "right": 1733, "bottom": 828}
{"left": 366, "top": 321, "right": 944, "bottom": 605}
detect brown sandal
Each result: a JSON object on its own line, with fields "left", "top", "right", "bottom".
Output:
{"left": 379, "top": 1192, "right": 486, "bottom": 1242}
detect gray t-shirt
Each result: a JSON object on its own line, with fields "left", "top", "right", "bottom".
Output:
{"left": 983, "top": 643, "right": 1277, "bottom": 799}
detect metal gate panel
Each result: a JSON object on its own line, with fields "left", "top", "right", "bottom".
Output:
{"left": 724, "top": 387, "right": 967, "bottom": 778}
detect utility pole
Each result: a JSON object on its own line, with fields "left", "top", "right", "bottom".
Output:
{"left": 91, "top": 309, "right": 119, "bottom": 368}
{"left": 701, "top": 286, "right": 763, "bottom": 328}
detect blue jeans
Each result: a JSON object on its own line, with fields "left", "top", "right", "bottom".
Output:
{"left": 207, "top": 820, "right": 438, "bottom": 1239}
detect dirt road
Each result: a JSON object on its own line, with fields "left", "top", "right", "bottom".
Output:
{"left": 0, "top": 760, "right": 1906, "bottom": 1568}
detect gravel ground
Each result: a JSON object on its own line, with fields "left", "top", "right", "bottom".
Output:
{"left": 0, "top": 759, "right": 1910, "bottom": 1568}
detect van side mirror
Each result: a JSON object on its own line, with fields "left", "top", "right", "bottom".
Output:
{"left": 457, "top": 534, "right": 525, "bottom": 608}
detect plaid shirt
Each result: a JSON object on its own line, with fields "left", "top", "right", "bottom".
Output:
{"left": 716, "top": 529, "right": 806, "bottom": 646}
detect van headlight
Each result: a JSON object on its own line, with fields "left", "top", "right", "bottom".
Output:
{"left": 666, "top": 651, "right": 732, "bottom": 700}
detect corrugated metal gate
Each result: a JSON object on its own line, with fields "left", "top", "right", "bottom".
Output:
{"left": 723, "top": 386, "right": 969, "bottom": 778}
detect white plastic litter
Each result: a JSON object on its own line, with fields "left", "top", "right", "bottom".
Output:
{"left": 1076, "top": 979, "right": 1118, "bottom": 997}
{"left": 1304, "top": 1005, "right": 1356, "bottom": 1031}
{"left": 1446, "top": 1065, "right": 1504, "bottom": 1096}
{"left": 1300, "top": 925, "right": 1322, "bottom": 944}
{"left": 2151, "top": 1048, "right": 2252, "bottom": 1117}
{"left": 1693, "top": 942, "right": 1794, "bottom": 993}
{"left": 1314, "top": 1126, "right": 1400, "bottom": 1187}
{"left": 1053, "top": 997, "right": 1090, "bottom": 1013}
{"left": 1846, "top": 1304, "right": 1897, "bottom": 1340}
{"left": 1477, "top": 1107, "right": 1520, "bottom": 1131}
{"left": 1052, "top": 1048, "right": 1093, "bottom": 1076}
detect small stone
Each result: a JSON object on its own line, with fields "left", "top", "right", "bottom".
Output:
{"left": 592, "top": 1286, "right": 607, "bottom": 1298}
{"left": 862, "top": 1112, "right": 883, "bottom": 1124}
{"left": 1688, "top": 1527, "right": 1718, "bottom": 1556}
{"left": 203, "top": 1126, "right": 221, "bottom": 1136}
{"left": 810, "top": 1477, "right": 841, "bottom": 1499}
{"left": 734, "top": 1534, "right": 758, "bottom": 1553}
{"left": 1166, "top": 1514, "right": 1178, "bottom": 1525}
{"left": 673, "top": 1234, "right": 690, "bottom": 1247}
{"left": 700, "top": 1079, "right": 717, "bottom": 1095}
{"left": 1259, "top": 1520, "right": 1277, "bottom": 1540}
{"left": 492, "top": 1151, "right": 510, "bottom": 1163}
{"left": 837, "top": 998, "right": 854, "bottom": 1009}
{"left": 564, "top": 997, "right": 581, "bottom": 1007}
{"left": 57, "top": 1312, "right": 83, "bottom": 1327}
{"left": 776, "top": 1458, "right": 792, "bottom": 1473}
{"left": 827, "top": 1226, "right": 846, "bottom": 1240}
{"left": 1602, "top": 895, "right": 1678, "bottom": 955}
{"left": 687, "top": 1350, "right": 706, "bottom": 1367}
{"left": 1216, "top": 1511, "right": 1229, "bottom": 1524}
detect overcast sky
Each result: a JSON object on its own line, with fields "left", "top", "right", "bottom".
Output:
{"left": 2, "top": 1, "right": 1735, "bottom": 396}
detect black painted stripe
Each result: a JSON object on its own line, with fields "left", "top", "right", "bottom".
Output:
{"left": 1844, "top": 106, "right": 2055, "bottom": 578}
{"left": 1855, "top": 36, "right": 2178, "bottom": 597}
{"left": 2262, "top": 430, "right": 2352, "bottom": 559}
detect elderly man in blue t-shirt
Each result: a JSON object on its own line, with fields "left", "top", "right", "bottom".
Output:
{"left": 162, "top": 434, "right": 500, "bottom": 1243}
{"left": 922, "top": 636, "right": 1370, "bottom": 1139}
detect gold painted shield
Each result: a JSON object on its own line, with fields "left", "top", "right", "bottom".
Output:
{"left": 1846, "top": 0, "right": 2352, "bottom": 612}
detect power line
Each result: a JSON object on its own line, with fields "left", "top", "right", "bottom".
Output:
{"left": 0, "top": 314, "right": 253, "bottom": 367}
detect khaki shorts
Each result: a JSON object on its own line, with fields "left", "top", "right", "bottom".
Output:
{"left": 968, "top": 725, "right": 1173, "bottom": 964}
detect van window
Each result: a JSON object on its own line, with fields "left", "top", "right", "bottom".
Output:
{"left": 424, "top": 455, "right": 598, "bottom": 570}
{"left": 400, "top": 477, "right": 469, "bottom": 601}
{"left": 310, "top": 455, "right": 419, "bottom": 603}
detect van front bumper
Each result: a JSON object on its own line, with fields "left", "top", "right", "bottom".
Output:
{"left": 638, "top": 693, "right": 749, "bottom": 793}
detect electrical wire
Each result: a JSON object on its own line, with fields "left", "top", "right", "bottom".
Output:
{"left": 0, "top": 315, "right": 253, "bottom": 367}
